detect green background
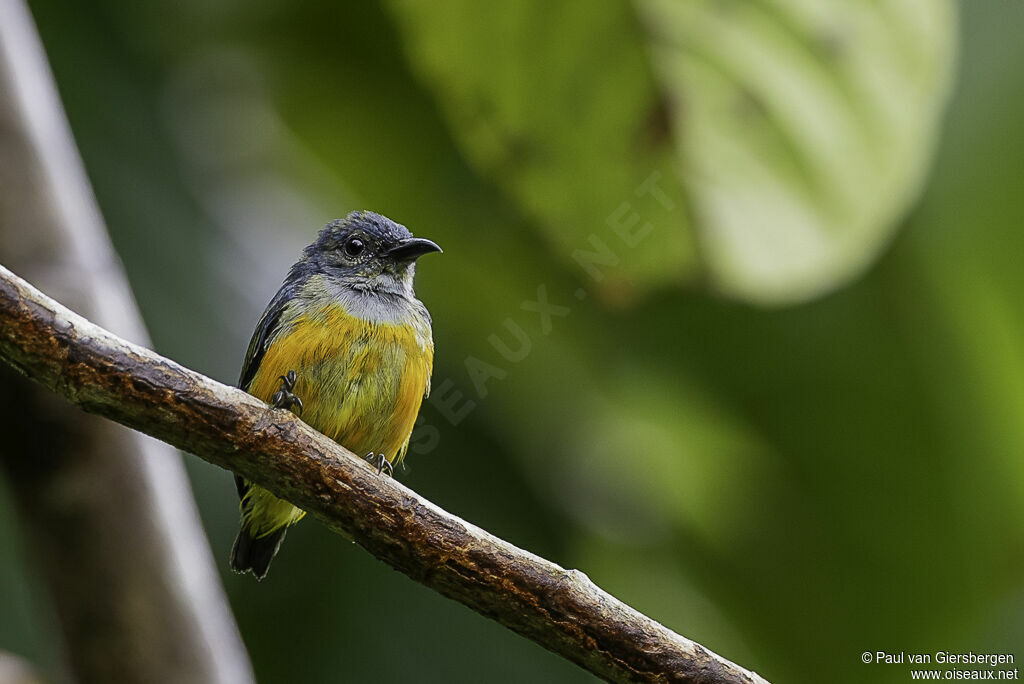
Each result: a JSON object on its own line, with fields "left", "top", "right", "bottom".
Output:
{"left": 2, "top": 1, "right": 1023, "bottom": 682}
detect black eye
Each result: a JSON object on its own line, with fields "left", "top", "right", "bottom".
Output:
{"left": 344, "top": 237, "right": 365, "bottom": 257}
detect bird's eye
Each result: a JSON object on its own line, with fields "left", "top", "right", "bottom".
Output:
{"left": 344, "top": 237, "right": 365, "bottom": 257}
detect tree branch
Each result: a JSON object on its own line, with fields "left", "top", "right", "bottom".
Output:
{"left": 0, "top": 264, "right": 769, "bottom": 684}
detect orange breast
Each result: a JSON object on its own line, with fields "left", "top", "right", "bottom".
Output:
{"left": 248, "top": 304, "right": 432, "bottom": 461}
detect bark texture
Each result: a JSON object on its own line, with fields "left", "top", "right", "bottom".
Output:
{"left": 0, "top": 264, "right": 770, "bottom": 684}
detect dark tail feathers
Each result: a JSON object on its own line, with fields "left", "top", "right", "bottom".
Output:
{"left": 230, "top": 526, "right": 288, "bottom": 580}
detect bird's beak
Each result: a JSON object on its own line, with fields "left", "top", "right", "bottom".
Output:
{"left": 386, "top": 237, "right": 443, "bottom": 261}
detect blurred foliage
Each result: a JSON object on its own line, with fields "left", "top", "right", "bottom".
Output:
{"left": 1, "top": 1, "right": 1023, "bottom": 683}
{"left": 639, "top": 0, "right": 954, "bottom": 303}
{"left": 387, "top": 0, "right": 698, "bottom": 296}
{"left": 388, "top": 0, "right": 954, "bottom": 304}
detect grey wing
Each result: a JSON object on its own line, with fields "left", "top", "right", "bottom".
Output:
{"left": 234, "top": 277, "right": 301, "bottom": 502}
{"left": 237, "top": 282, "right": 297, "bottom": 391}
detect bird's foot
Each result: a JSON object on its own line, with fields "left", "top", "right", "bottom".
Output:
{"left": 364, "top": 452, "right": 393, "bottom": 477}
{"left": 271, "top": 370, "right": 303, "bottom": 415}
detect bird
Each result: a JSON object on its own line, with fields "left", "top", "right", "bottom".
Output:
{"left": 230, "top": 211, "right": 441, "bottom": 579}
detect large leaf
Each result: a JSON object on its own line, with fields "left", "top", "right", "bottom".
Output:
{"left": 388, "top": 0, "right": 955, "bottom": 304}
{"left": 385, "top": 0, "right": 699, "bottom": 297}
{"left": 639, "top": 0, "right": 956, "bottom": 303}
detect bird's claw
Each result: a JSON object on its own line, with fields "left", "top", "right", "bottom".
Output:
{"left": 271, "top": 370, "right": 303, "bottom": 415}
{"left": 364, "top": 452, "right": 393, "bottom": 477}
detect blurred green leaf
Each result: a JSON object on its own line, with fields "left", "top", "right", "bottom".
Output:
{"left": 385, "top": 0, "right": 698, "bottom": 298}
{"left": 639, "top": 0, "right": 956, "bottom": 303}
{"left": 390, "top": 0, "right": 955, "bottom": 305}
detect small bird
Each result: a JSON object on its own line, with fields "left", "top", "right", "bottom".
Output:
{"left": 230, "top": 211, "right": 441, "bottom": 579}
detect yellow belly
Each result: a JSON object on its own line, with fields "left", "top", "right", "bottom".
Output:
{"left": 249, "top": 304, "right": 432, "bottom": 459}
{"left": 242, "top": 304, "right": 432, "bottom": 536}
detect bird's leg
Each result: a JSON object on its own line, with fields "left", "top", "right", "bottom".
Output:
{"left": 364, "top": 452, "right": 393, "bottom": 477}
{"left": 271, "top": 370, "right": 303, "bottom": 415}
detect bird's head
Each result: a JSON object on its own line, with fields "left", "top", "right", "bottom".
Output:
{"left": 303, "top": 211, "right": 441, "bottom": 297}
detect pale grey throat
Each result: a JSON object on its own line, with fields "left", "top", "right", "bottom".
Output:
{"left": 294, "top": 272, "right": 433, "bottom": 350}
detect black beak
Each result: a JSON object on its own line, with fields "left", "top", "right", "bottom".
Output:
{"left": 386, "top": 237, "right": 442, "bottom": 261}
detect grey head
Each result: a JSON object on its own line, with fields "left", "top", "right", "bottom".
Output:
{"left": 299, "top": 211, "right": 441, "bottom": 298}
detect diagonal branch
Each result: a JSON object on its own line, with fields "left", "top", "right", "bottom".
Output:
{"left": 0, "top": 264, "right": 770, "bottom": 684}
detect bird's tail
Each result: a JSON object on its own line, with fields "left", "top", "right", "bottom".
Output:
{"left": 230, "top": 525, "right": 288, "bottom": 580}
{"left": 231, "top": 475, "right": 304, "bottom": 579}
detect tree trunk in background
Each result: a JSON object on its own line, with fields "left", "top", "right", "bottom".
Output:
{"left": 0, "top": 652, "right": 43, "bottom": 684}
{"left": 0, "top": 1, "right": 253, "bottom": 682}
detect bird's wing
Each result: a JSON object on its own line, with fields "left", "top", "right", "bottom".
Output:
{"left": 235, "top": 278, "right": 301, "bottom": 502}
{"left": 237, "top": 282, "right": 298, "bottom": 391}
